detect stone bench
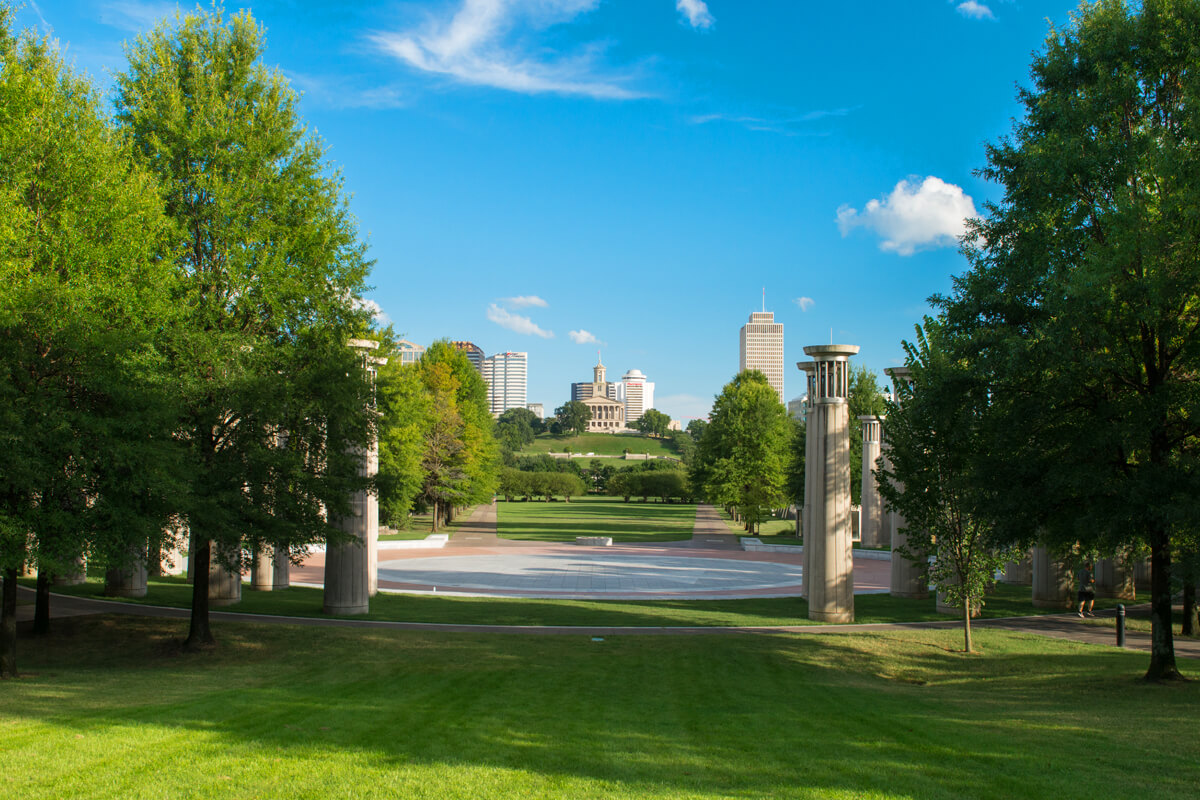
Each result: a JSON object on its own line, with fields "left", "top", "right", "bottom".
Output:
{"left": 575, "top": 536, "right": 613, "bottom": 546}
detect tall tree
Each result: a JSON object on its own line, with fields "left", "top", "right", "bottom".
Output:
{"left": 877, "top": 321, "right": 1017, "bottom": 653}
{"left": 940, "top": 0, "right": 1200, "bottom": 680}
{"left": 555, "top": 401, "right": 591, "bottom": 436}
{"left": 0, "top": 5, "right": 174, "bottom": 676}
{"left": 633, "top": 408, "right": 671, "bottom": 439}
{"left": 691, "top": 371, "right": 791, "bottom": 533}
{"left": 115, "top": 8, "right": 374, "bottom": 649}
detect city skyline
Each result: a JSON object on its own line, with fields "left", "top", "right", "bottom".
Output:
{"left": 22, "top": 0, "right": 1088, "bottom": 421}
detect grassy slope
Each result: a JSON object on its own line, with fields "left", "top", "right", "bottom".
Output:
{"left": 4, "top": 616, "right": 1197, "bottom": 800}
{"left": 519, "top": 432, "right": 677, "bottom": 458}
{"left": 496, "top": 496, "right": 696, "bottom": 543}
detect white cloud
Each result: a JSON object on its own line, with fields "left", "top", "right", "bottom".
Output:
{"left": 370, "top": 0, "right": 646, "bottom": 100}
{"left": 487, "top": 303, "right": 554, "bottom": 338}
{"left": 97, "top": 0, "right": 178, "bottom": 32}
{"left": 287, "top": 72, "right": 407, "bottom": 110}
{"left": 956, "top": 1, "right": 994, "bottom": 20}
{"left": 676, "top": 0, "right": 714, "bottom": 29}
{"left": 356, "top": 298, "right": 392, "bottom": 326}
{"left": 793, "top": 296, "right": 815, "bottom": 312}
{"left": 836, "top": 176, "right": 978, "bottom": 256}
{"left": 689, "top": 107, "right": 854, "bottom": 136}
{"left": 503, "top": 295, "right": 549, "bottom": 308}
{"left": 568, "top": 329, "right": 599, "bottom": 344}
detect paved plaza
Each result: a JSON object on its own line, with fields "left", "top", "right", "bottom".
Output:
{"left": 290, "top": 504, "right": 892, "bottom": 599}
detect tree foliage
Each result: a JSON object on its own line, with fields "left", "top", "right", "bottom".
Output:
{"left": 115, "top": 8, "right": 375, "bottom": 648}
{"left": 877, "top": 321, "right": 1017, "bottom": 653}
{"left": 633, "top": 408, "right": 671, "bottom": 438}
{"left": 554, "top": 401, "right": 592, "bottom": 436}
{"left": 937, "top": 0, "right": 1200, "bottom": 679}
{"left": 0, "top": 7, "right": 175, "bottom": 675}
{"left": 690, "top": 371, "right": 792, "bottom": 533}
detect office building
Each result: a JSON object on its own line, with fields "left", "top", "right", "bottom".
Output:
{"left": 482, "top": 351, "right": 528, "bottom": 416}
{"left": 575, "top": 355, "right": 625, "bottom": 432}
{"left": 395, "top": 339, "right": 424, "bottom": 366}
{"left": 450, "top": 341, "right": 484, "bottom": 373}
{"left": 617, "top": 369, "right": 655, "bottom": 423}
{"left": 527, "top": 403, "right": 544, "bottom": 420}
{"left": 739, "top": 310, "right": 784, "bottom": 403}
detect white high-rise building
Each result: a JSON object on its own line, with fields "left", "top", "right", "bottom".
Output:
{"left": 740, "top": 310, "right": 784, "bottom": 403}
{"left": 482, "top": 351, "right": 527, "bottom": 416}
{"left": 617, "top": 369, "right": 655, "bottom": 423}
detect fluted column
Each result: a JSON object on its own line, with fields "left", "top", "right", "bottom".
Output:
{"left": 1001, "top": 551, "right": 1032, "bottom": 585}
{"left": 1096, "top": 556, "right": 1135, "bottom": 600}
{"left": 208, "top": 544, "right": 242, "bottom": 606}
{"left": 324, "top": 339, "right": 382, "bottom": 615}
{"left": 858, "top": 416, "right": 884, "bottom": 549}
{"left": 802, "top": 344, "right": 858, "bottom": 623}
{"left": 104, "top": 547, "right": 147, "bottom": 598}
{"left": 882, "top": 367, "right": 928, "bottom": 599}
{"left": 796, "top": 360, "right": 816, "bottom": 600}
{"left": 1031, "top": 545, "right": 1073, "bottom": 609}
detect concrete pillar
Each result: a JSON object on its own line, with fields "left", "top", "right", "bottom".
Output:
{"left": 1096, "top": 556, "right": 1135, "bottom": 600}
{"left": 801, "top": 344, "right": 858, "bottom": 623}
{"left": 1134, "top": 558, "right": 1152, "bottom": 593}
{"left": 250, "top": 544, "right": 276, "bottom": 591}
{"left": 53, "top": 554, "right": 87, "bottom": 586}
{"left": 104, "top": 551, "right": 147, "bottom": 598}
{"left": 796, "top": 361, "right": 816, "bottom": 600}
{"left": 1031, "top": 545, "right": 1073, "bottom": 609}
{"left": 273, "top": 545, "right": 291, "bottom": 589}
{"left": 208, "top": 545, "right": 242, "bottom": 606}
{"left": 1001, "top": 551, "right": 1033, "bottom": 585}
{"left": 324, "top": 338, "right": 382, "bottom": 615}
{"left": 858, "top": 416, "right": 885, "bottom": 549}
{"left": 882, "top": 367, "right": 928, "bottom": 599}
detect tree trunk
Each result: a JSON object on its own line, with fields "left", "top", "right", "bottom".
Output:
{"left": 184, "top": 536, "right": 215, "bottom": 650}
{"left": 1, "top": 568, "right": 17, "bottom": 678}
{"left": 33, "top": 567, "right": 50, "bottom": 636}
{"left": 1144, "top": 528, "right": 1181, "bottom": 681}
{"left": 1182, "top": 582, "right": 1197, "bottom": 638}
{"left": 430, "top": 501, "right": 439, "bottom": 533}
{"left": 962, "top": 596, "right": 974, "bottom": 653}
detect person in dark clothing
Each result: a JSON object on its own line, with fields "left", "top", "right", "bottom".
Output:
{"left": 1077, "top": 561, "right": 1096, "bottom": 617}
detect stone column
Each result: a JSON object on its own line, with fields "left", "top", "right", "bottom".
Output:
{"left": 104, "top": 550, "right": 147, "bottom": 598}
{"left": 882, "top": 367, "right": 928, "bottom": 599}
{"left": 802, "top": 344, "right": 858, "bottom": 623}
{"left": 1096, "top": 556, "right": 1135, "bottom": 600}
{"left": 796, "top": 360, "right": 816, "bottom": 600}
{"left": 53, "top": 553, "right": 87, "bottom": 586}
{"left": 858, "top": 416, "right": 885, "bottom": 549}
{"left": 1031, "top": 545, "right": 1073, "bottom": 609}
{"left": 272, "top": 545, "right": 291, "bottom": 589}
{"left": 324, "top": 339, "right": 382, "bottom": 616}
{"left": 1001, "top": 551, "right": 1032, "bottom": 585}
{"left": 250, "top": 544, "right": 276, "bottom": 591}
{"left": 209, "top": 545, "right": 242, "bottom": 606}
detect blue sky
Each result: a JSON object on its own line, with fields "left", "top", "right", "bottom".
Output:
{"left": 21, "top": 0, "right": 1084, "bottom": 421}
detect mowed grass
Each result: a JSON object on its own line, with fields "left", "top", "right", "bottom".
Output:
{"left": 42, "top": 576, "right": 1095, "bottom": 627}
{"left": 3, "top": 615, "right": 1197, "bottom": 800}
{"left": 519, "top": 432, "right": 677, "bottom": 458}
{"left": 496, "top": 495, "right": 696, "bottom": 543}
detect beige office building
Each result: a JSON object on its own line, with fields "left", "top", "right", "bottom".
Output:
{"left": 740, "top": 310, "right": 784, "bottom": 403}
{"left": 482, "top": 351, "right": 527, "bottom": 416}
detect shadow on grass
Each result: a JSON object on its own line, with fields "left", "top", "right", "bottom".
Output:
{"left": 6, "top": 616, "right": 1198, "bottom": 800}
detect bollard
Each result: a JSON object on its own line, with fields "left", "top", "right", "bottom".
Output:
{"left": 1116, "top": 604, "right": 1126, "bottom": 648}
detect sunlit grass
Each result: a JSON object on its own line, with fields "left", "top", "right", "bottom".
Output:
{"left": 3, "top": 615, "right": 1197, "bottom": 799}
{"left": 496, "top": 496, "right": 696, "bottom": 543}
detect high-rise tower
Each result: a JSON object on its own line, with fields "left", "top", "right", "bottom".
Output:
{"left": 739, "top": 310, "right": 784, "bottom": 403}
{"left": 482, "top": 351, "right": 528, "bottom": 416}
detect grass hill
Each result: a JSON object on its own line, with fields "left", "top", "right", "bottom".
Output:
{"left": 519, "top": 431, "right": 677, "bottom": 458}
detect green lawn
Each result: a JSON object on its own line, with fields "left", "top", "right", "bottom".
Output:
{"left": 496, "top": 495, "right": 696, "bottom": 543}
{"left": 3, "top": 615, "right": 1196, "bottom": 800}
{"left": 519, "top": 431, "right": 678, "bottom": 458}
{"left": 39, "top": 576, "right": 1111, "bottom": 628}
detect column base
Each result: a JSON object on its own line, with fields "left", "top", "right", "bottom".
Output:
{"left": 324, "top": 602, "right": 369, "bottom": 616}
{"left": 808, "top": 609, "right": 854, "bottom": 623}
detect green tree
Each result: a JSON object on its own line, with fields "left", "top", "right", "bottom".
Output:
{"left": 848, "top": 365, "right": 888, "bottom": 505}
{"left": 0, "top": 7, "right": 176, "bottom": 676}
{"left": 555, "top": 400, "right": 591, "bottom": 436}
{"left": 691, "top": 371, "right": 791, "bottom": 533}
{"left": 939, "top": 0, "right": 1200, "bottom": 679}
{"left": 115, "top": 8, "right": 375, "bottom": 649}
{"left": 877, "top": 321, "right": 1017, "bottom": 653}
{"left": 633, "top": 408, "right": 671, "bottom": 438}
{"left": 495, "top": 407, "right": 538, "bottom": 453}
{"left": 375, "top": 335, "right": 431, "bottom": 527}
